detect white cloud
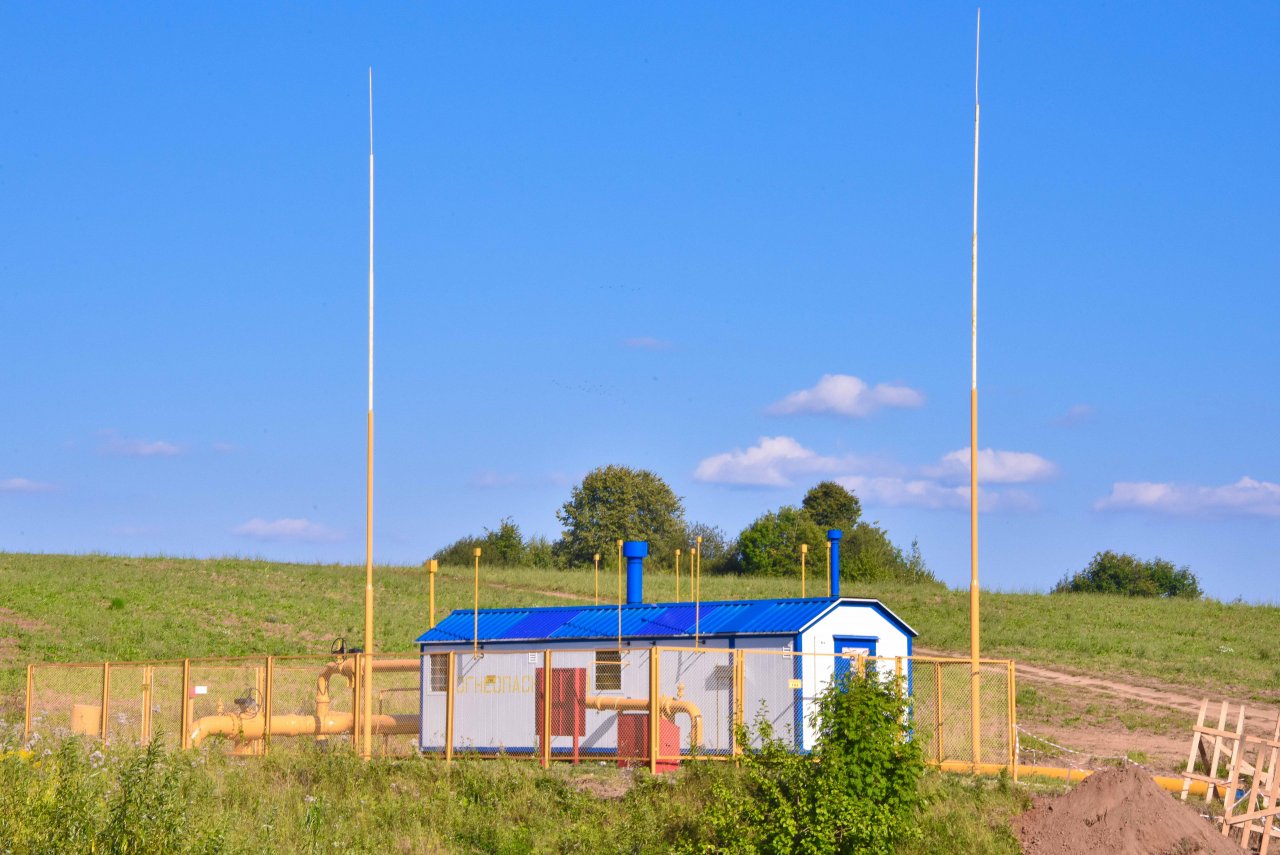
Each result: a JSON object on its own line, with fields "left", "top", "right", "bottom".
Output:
{"left": 693, "top": 436, "right": 853, "bottom": 487}
{"left": 926, "top": 448, "right": 1059, "bottom": 484}
{"left": 836, "top": 476, "right": 1038, "bottom": 512}
{"left": 623, "top": 336, "right": 671, "bottom": 351}
{"left": 766, "top": 374, "right": 924, "bottom": 419}
{"left": 472, "top": 470, "right": 522, "bottom": 489}
{"left": 232, "top": 518, "right": 344, "bottom": 542}
{"left": 694, "top": 436, "right": 1046, "bottom": 512}
{"left": 1054, "top": 404, "right": 1095, "bottom": 426}
{"left": 0, "top": 477, "right": 55, "bottom": 493}
{"left": 1095, "top": 477, "right": 1280, "bottom": 518}
{"left": 99, "top": 431, "right": 183, "bottom": 457}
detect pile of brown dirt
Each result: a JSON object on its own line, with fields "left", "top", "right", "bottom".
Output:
{"left": 1014, "top": 766, "right": 1242, "bottom": 855}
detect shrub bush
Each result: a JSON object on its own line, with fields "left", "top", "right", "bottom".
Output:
{"left": 481, "top": 517, "right": 526, "bottom": 566}
{"left": 696, "top": 669, "right": 924, "bottom": 854}
{"left": 432, "top": 534, "right": 486, "bottom": 567}
{"left": 843, "top": 524, "right": 938, "bottom": 586}
{"left": 1053, "top": 551, "right": 1201, "bottom": 598}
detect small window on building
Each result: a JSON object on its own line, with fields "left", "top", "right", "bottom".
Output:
{"left": 594, "top": 650, "right": 622, "bottom": 691}
{"left": 429, "top": 654, "right": 448, "bottom": 693}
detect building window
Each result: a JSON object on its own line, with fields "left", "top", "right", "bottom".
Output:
{"left": 594, "top": 650, "right": 622, "bottom": 691}
{"left": 429, "top": 654, "right": 448, "bottom": 693}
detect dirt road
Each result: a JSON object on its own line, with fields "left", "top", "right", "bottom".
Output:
{"left": 920, "top": 646, "right": 1279, "bottom": 772}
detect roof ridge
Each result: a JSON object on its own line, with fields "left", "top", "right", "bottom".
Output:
{"left": 413, "top": 596, "right": 909, "bottom": 645}
{"left": 440, "top": 595, "right": 844, "bottom": 618}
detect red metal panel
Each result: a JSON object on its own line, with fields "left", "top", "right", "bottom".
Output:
{"left": 616, "top": 713, "right": 680, "bottom": 772}
{"left": 535, "top": 667, "right": 586, "bottom": 738}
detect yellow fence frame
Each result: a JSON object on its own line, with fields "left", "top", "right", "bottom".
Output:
{"left": 24, "top": 648, "right": 1016, "bottom": 775}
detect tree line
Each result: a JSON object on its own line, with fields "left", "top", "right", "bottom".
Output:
{"left": 433, "top": 464, "right": 1204, "bottom": 597}
{"left": 433, "top": 465, "right": 938, "bottom": 585}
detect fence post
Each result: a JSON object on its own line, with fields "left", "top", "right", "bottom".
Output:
{"left": 732, "top": 650, "right": 745, "bottom": 762}
{"left": 101, "top": 662, "right": 112, "bottom": 743}
{"left": 351, "top": 654, "right": 362, "bottom": 757}
{"left": 933, "top": 661, "right": 944, "bottom": 764}
{"left": 24, "top": 664, "right": 34, "bottom": 742}
{"left": 141, "top": 665, "right": 153, "bottom": 746}
{"left": 648, "top": 650, "right": 660, "bottom": 775}
{"left": 351, "top": 653, "right": 359, "bottom": 757}
{"left": 181, "top": 658, "right": 192, "bottom": 749}
{"left": 542, "top": 649, "right": 553, "bottom": 769}
{"left": 967, "top": 660, "right": 977, "bottom": 773}
{"left": 263, "top": 656, "right": 274, "bottom": 755}
{"left": 1007, "top": 661, "right": 1018, "bottom": 780}
{"left": 254, "top": 662, "right": 267, "bottom": 756}
{"left": 444, "top": 652, "right": 455, "bottom": 763}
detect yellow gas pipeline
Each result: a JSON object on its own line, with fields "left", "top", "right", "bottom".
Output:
{"left": 936, "top": 760, "right": 1210, "bottom": 797}
{"left": 190, "top": 710, "right": 417, "bottom": 747}
{"left": 583, "top": 685, "right": 703, "bottom": 748}
{"left": 191, "top": 656, "right": 423, "bottom": 750}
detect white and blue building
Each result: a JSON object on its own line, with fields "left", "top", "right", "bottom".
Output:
{"left": 414, "top": 533, "right": 917, "bottom": 754}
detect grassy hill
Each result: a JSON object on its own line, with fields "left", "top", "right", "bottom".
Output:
{"left": 2, "top": 552, "right": 1277, "bottom": 713}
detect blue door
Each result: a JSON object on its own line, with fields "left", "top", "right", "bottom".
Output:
{"left": 833, "top": 636, "right": 877, "bottom": 684}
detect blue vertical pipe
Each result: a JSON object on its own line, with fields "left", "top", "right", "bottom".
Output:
{"left": 623, "top": 541, "right": 648, "bottom": 605}
{"left": 827, "top": 529, "right": 843, "bottom": 598}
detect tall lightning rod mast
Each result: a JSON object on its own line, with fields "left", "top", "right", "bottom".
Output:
{"left": 968, "top": 10, "right": 982, "bottom": 770}
{"left": 362, "top": 68, "right": 376, "bottom": 760}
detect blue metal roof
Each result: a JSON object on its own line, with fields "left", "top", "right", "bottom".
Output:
{"left": 415, "top": 597, "right": 917, "bottom": 645}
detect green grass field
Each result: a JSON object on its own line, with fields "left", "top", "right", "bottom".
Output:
{"left": 0, "top": 722, "right": 1041, "bottom": 855}
{"left": 1, "top": 552, "right": 1277, "bottom": 714}
{"left": 6, "top": 551, "right": 1245, "bottom": 853}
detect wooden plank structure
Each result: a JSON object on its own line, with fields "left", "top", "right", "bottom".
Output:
{"left": 1219, "top": 718, "right": 1280, "bottom": 853}
{"left": 1182, "top": 700, "right": 1249, "bottom": 804}
{"left": 1180, "top": 699, "right": 1280, "bottom": 853}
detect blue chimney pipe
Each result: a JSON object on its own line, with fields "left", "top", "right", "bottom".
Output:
{"left": 827, "top": 529, "right": 843, "bottom": 598}
{"left": 623, "top": 541, "right": 648, "bottom": 604}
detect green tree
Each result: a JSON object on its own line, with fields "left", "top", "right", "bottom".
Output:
{"left": 736, "top": 506, "right": 827, "bottom": 578}
{"left": 1054, "top": 551, "right": 1201, "bottom": 598}
{"left": 482, "top": 517, "right": 525, "bottom": 566}
{"left": 554, "top": 465, "right": 686, "bottom": 568}
{"left": 844, "top": 522, "right": 938, "bottom": 585}
{"left": 686, "top": 522, "right": 737, "bottom": 573}
{"left": 801, "top": 480, "right": 862, "bottom": 532}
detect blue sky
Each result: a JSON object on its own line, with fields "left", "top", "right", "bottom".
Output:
{"left": 2, "top": 3, "right": 1276, "bottom": 599}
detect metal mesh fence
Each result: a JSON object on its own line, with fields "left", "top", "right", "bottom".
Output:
{"left": 658, "top": 648, "right": 733, "bottom": 758}
{"left": 28, "top": 663, "right": 104, "bottom": 743}
{"left": 741, "top": 649, "right": 802, "bottom": 751}
{"left": 879, "top": 657, "right": 1015, "bottom": 767}
{"left": 25, "top": 650, "right": 1015, "bottom": 770}
{"left": 148, "top": 664, "right": 185, "bottom": 749}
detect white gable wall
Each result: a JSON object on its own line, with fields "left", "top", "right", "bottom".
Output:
{"left": 797, "top": 603, "right": 913, "bottom": 749}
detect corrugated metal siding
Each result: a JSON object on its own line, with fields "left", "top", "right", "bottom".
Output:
{"left": 415, "top": 597, "right": 862, "bottom": 644}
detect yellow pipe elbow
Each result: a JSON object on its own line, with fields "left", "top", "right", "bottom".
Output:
{"left": 663, "top": 699, "right": 703, "bottom": 748}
